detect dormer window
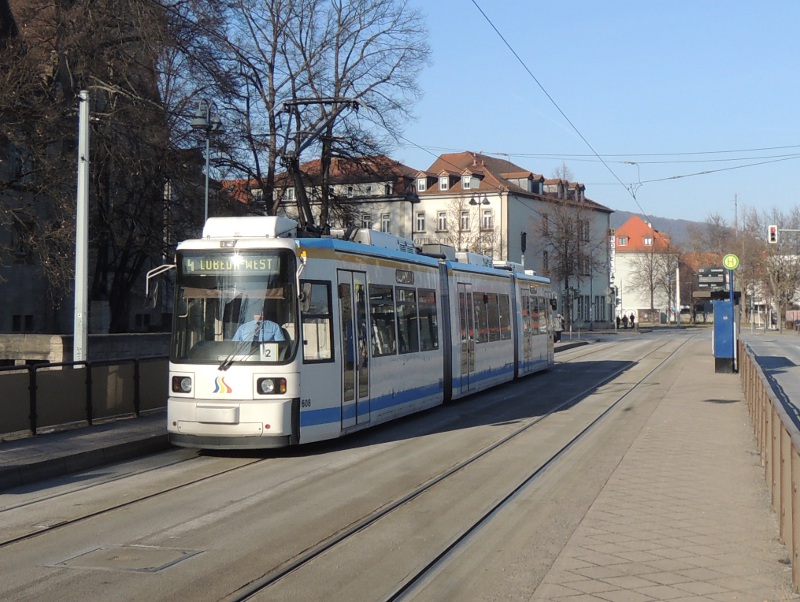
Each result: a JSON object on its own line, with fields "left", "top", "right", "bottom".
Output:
{"left": 618, "top": 236, "right": 628, "bottom": 246}
{"left": 462, "top": 175, "right": 471, "bottom": 190}
{"left": 417, "top": 178, "right": 427, "bottom": 192}
{"left": 439, "top": 176, "right": 449, "bottom": 191}
{"left": 643, "top": 236, "right": 653, "bottom": 246}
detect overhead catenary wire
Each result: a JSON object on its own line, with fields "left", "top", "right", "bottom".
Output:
{"left": 467, "top": 0, "right": 651, "bottom": 218}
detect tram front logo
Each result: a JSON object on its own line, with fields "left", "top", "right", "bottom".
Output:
{"left": 213, "top": 377, "right": 232, "bottom": 394}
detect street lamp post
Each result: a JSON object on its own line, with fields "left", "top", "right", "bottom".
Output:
{"left": 405, "top": 190, "right": 420, "bottom": 240}
{"left": 191, "top": 100, "right": 224, "bottom": 224}
{"left": 469, "top": 195, "right": 490, "bottom": 254}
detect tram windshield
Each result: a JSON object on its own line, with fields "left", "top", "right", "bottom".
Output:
{"left": 171, "top": 250, "right": 298, "bottom": 365}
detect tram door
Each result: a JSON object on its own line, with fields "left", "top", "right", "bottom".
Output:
{"left": 338, "top": 270, "right": 371, "bottom": 430}
{"left": 458, "top": 283, "right": 476, "bottom": 393}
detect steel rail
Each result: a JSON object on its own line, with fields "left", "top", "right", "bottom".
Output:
{"left": 222, "top": 335, "right": 694, "bottom": 602}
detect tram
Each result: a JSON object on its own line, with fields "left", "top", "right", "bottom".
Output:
{"left": 156, "top": 216, "right": 555, "bottom": 449}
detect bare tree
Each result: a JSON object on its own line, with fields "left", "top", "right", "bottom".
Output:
{"left": 214, "top": 0, "right": 429, "bottom": 230}
{"left": 761, "top": 208, "right": 800, "bottom": 331}
{"left": 552, "top": 163, "right": 574, "bottom": 182}
{"left": 735, "top": 206, "right": 770, "bottom": 323}
{"left": 627, "top": 244, "right": 661, "bottom": 315}
{"left": 0, "top": 0, "right": 239, "bottom": 331}
{"left": 685, "top": 212, "right": 732, "bottom": 258}
{"left": 533, "top": 200, "right": 605, "bottom": 326}
{"left": 434, "top": 197, "right": 501, "bottom": 256}
{"left": 653, "top": 241, "right": 682, "bottom": 322}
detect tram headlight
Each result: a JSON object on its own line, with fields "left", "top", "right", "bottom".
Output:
{"left": 257, "top": 377, "right": 286, "bottom": 395}
{"left": 172, "top": 375, "right": 192, "bottom": 393}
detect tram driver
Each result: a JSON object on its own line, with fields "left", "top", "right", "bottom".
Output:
{"left": 233, "top": 312, "right": 285, "bottom": 342}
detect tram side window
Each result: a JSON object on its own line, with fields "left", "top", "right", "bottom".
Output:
{"left": 521, "top": 292, "right": 532, "bottom": 357}
{"left": 369, "top": 284, "right": 397, "bottom": 357}
{"left": 396, "top": 287, "right": 419, "bottom": 354}
{"left": 418, "top": 288, "right": 439, "bottom": 351}
{"left": 520, "top": 293, "right": 529, "bottom": 334}
{"left": 300, "top": 281, "right": 334, "bottom": 362}
{"left": 475, "top": 293, "right": 489, "bottom": 343}
{"left": 539, "top": 296, "right": 549, "bottom": 333}
{"left": 499, "top": 294, "right": 511, "bottom": 339}
{"left": 487, "top": 293, "right": 500, "bottom": 342}
{"left": 531, "top": 296, "right": 541, "bottom": 334}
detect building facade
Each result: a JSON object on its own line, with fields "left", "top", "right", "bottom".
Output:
{"left": 412, "top": 152, "right": 614, "bottom": 328}
{"left": 613, "top": 215, "right": 676, "bottom": 323}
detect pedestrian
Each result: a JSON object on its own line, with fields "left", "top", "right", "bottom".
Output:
{"left": 622, "top": 314, "right": 628, "bottom": 329}
{"left": 554, "top": 313, "right": 563, "bottom": 342}
{"left": 616, "top": 315, "right": 621, "bottom": 330}
{"left": 630, "top": 312, "right": 635, "bottom": 330}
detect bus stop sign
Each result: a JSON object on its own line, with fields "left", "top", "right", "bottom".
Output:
{"left": 722, "top": 254, "right": 739, "bottom": 270}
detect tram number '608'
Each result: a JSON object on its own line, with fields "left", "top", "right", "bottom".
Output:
{"left": 301, "top": 399, "right": 312, "bottom": 408}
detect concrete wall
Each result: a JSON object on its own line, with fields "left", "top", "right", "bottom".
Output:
{"left": 0, "top": 333, "right": 169, "bottom": 365}
{"left": 0, "top": 357, "right": 168, "bottom": 436}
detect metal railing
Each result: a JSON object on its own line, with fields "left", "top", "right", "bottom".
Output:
{"left": 739, "top": 340, "right": 800, "bottom": 592}
{"left": 0, "top": 357, "right": 167, "bottom": 437}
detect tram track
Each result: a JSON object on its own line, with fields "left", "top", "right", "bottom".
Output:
{"left": 0, "top": 337, "right": 653, "bottom": 550}
{"left": 0, "top": 452, "right": 200, "bottom": 515}
{"left": 0, "top": 334, "right": 696, "bottom": 602}
{"left": 0, "top": 455, "right": 268, "bottom": 548}
{"left": 221, "top": 334, "right": 695, "bottom": 602}
{"left": 387, "top": 334, "right": 694, "bottom": 600}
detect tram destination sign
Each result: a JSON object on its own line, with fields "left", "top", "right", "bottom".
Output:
{"left": 181, "top": 253, "right": 279, "bottom": 275}
{"left": 697, "top": 266, "right": 727, "bottom": 289}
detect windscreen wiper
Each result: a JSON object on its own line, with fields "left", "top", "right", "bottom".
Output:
{"left": 218, "top": 336, "right": 258, "bottom": 371}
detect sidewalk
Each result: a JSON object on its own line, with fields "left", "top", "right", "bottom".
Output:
{"left": 0, "top": 411, "right": 169, "bottom": 491}
{"left": 534, "top": 337, "right": 798, "bottom": 600}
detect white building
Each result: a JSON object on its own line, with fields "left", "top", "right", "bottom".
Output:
{"left": 246, "top": 151, "right": 615, "bottom": 328}
{"left": 412, "top": 152, "right": 613, "bottom": 327}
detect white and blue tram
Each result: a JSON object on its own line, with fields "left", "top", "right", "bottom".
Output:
{"left": 163, "top": 216, "right": 555, "bottom": 449}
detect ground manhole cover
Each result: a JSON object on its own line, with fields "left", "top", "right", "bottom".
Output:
{"left": 55, "top": 545, "right": 201, "bottom": 573}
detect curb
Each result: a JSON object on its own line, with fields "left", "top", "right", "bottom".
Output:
{"left": 555, "top": 340, "right": 591, "bottom": 352}
{"left": 0, "top": 433, "right": 171, "bottom": 492}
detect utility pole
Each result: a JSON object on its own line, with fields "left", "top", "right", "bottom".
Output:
{"left": 279, "top": 98, "right": 361, "bottom": 233}
{"left": 675, "top": 265, "right": 680, "bottom": 325}
{"left": 73, "top": 90, "right": 90, "bottom": 363}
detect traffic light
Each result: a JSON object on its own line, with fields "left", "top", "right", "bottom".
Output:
{"left": 768, "top": 225, "right": 778, "bottom": 244}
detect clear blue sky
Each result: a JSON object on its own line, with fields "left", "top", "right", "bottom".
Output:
{"left": 394, "top": 1, "right": 800, "bottom": 224}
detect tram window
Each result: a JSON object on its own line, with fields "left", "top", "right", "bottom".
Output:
{"left": 499, "top": 294, "right": 511, "bottom": 340}
{"left": 475, "top": 292, "right": 489, "bottom": 343}
{"left": 396, "top": 287, "right": 419, "bottom": 354}
{"left": 538, "top": 296, "right": 548, "bottom": 332}
{"left": 521, "top": 293, "right": 532, "bottom": 357}
{"left": 520, "top": 293, "right": 530, "bottom": 334}
{"left": 418, "top": 288, "right": 439, "bottom": 351}
{"left": 300, "top": 281, "right": 334, "bottom": 362}
{"left": 369, "top": 284, "right": 397, "bottom": 356}
{"left": 487, "top": 293, "right": 500, "bottom": 342}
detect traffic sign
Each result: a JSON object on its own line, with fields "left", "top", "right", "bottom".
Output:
{"left": 722, "top": 254, "right": 740, "bottom": 270}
